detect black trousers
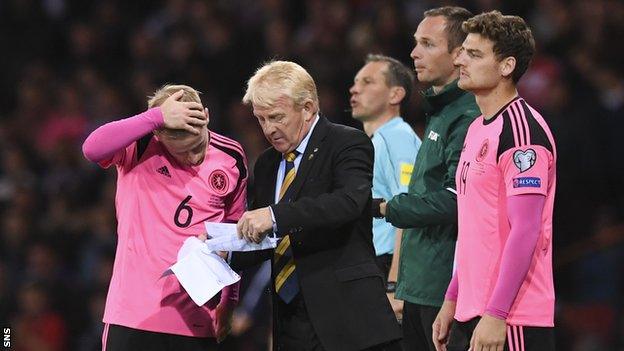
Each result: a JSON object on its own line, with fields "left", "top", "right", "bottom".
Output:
{"left": 402, "top": 302, "right": 439, "bottom": 351}
{"left": 103, "top": 324, "right": 218, "bottom": 351}
{"left": 275, "top": 293, "right": 402, "bottom": 351}
{"left": 447, "top": 318, "right": 556, "bottom": 351}
{"left": 276, "top": 293, "right": 325, "bottom": 351}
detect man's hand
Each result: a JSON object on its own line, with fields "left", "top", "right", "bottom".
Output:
{"left": 380, "top": 201, "right": 387, "bottom": 216}
{"left": 160, "top": 89, "right": 208, "bottom": 134}
{"left": 213, "top": 302, "right": 233, "bottom": 343}
{"left": 469, "top": 314, "right": 507, "bottom": 351}
{"left": 237, "top": 207, "right": 273, "bottom": 243}
{"left": 386, "top": 292, "right": 404, "bottom": 320}
{"left": 432, "top": 300, "right": 456, "bottom": 351}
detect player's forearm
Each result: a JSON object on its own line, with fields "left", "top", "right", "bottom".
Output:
{"left": 485, "top": 194, "right": 545, "bottom": 319}
{"left": 82, "top": 107, "right": 164, "bottom": 162}
{"left": 385, "top": 189, "right": 457, "bottom": 228}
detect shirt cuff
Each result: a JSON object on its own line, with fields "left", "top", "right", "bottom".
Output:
{"left": 269, "top": 205, "right": 277, "bottom": 233}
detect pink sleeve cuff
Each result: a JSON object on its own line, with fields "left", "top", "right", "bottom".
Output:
{"left": 445, "top": 272, "right": 458, "bottom": 301}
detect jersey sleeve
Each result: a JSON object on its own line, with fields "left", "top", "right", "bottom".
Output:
{"left": 497, "top": 101, "right": 554, "bottom": 197}
{"left": 498, "top": 145, "right": 552, "bottom": 196}
{"left": 98, "top": 143, "right": 135, "bottom": 169}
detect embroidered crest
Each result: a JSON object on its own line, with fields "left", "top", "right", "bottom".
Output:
{"left": 513, "top": 149, "right": 536, "bottom": 172}
{"left": 209, "top": 170, "right": 229, "bottom": 194}
{"left": 476, "top": 139, "right": 489, "bottom": 162}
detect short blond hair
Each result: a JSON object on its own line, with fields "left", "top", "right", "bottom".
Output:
{"left": 148, "top": 84, "right": 203, "bottom": 139}
{"left": 148, "top": 84, "right": 202, "bottom": 108}
{"left": 242, "top": 61, "right": 319, "bottom": 111}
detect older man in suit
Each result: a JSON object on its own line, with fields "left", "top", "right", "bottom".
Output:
{"left": 232, "top": 60, "right": 401, "bottom": 351}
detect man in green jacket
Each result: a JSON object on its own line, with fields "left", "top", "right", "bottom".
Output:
{"left": 377, "top": 6, "right": 479, "bottom": 351}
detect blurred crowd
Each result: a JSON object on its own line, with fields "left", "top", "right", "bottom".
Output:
{"left": 1, "top": 0, "right": 623, "bottom": 350}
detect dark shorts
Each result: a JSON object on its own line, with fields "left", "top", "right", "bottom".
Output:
{"left": 447, "top": 318, "right": 555, "bottom": 351}
{"left": 102, "top": 324, "right": 218, "bottom": 351}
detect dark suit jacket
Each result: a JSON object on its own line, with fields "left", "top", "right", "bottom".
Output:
{"left": 232, "top": 117, "right": 401, "bottom": 351}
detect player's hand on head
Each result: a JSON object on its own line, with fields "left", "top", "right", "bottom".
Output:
{"left": 160, "top": 89, "right": 207, "bottom": 134}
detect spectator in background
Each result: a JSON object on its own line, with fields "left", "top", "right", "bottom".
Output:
{"left": 12, "top": 281, "right": 67, "bottom": 351}
{"left": 349, "top": 53, "right": 420, "bottom": 314}
{"left": 377, "top": 7, "right": 478, "bottom": 351}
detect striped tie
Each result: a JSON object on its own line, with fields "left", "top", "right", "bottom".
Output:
{"left": 274, "top": 151, "right": 300, "bottom": 303}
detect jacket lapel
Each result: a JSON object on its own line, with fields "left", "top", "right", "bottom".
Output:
{"left": 255, "top": 149, "right": 281, "bottom": 208}
{"left": 287, "top": 117, "right": 330, "bottom": 200}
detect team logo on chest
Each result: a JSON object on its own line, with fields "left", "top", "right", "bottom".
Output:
{"left": 209, "top": 169, "right": 229, "bottom": 194}
{"left": 513, "top": 149, "right": 536, "bottom": 172}
{"left": 476, "top": 139, "right": 489, "bottom": 162}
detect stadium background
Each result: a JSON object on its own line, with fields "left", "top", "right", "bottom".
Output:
{"left": 1, "top": 0, "right": 623, "bottom": 350}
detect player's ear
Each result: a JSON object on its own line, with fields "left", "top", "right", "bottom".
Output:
{"left": 500, "top": 56, "right": 516, "bottom": 80}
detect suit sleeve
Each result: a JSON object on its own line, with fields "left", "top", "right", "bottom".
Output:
{"left": 385, "top": 114, "right": 472, "bottom": 229}
{"left": 271, "top": 129, "right": 374, "bottom": 234}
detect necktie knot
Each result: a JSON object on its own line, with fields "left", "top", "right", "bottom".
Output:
{"left": 285, "top": 151, "right": 298, "bottom": 163}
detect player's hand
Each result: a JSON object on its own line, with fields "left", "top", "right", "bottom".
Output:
{"left": 469, "top": 314, "right": 506, "bottom": 351}
{"left": 160, "top": 89, "right": 207, "bottom": 134}
{"left": 237, "top": 207, "right": 273, "bottom": 243}
{"left": 197, "top": 234, "right": 228, "bottom": 259}
{"left": 432, "top": 300, "right": 456, "bottom": 351}
{"left": 386, "top": 292, "right": 404, "bottom": 321}
{"left": 213, "top": 302, "right": 233, "bottom": 343}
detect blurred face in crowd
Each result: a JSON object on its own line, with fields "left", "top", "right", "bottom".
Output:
{"left": 157, "top": 111, "right": 209, "bottom": 166}
{"left": 350, "top": 61, "right": 400, "bottom": 122}
{"left": 411, "top": 16, "right": 460, "bottom": 88}
{"left": 454, "top": 33, "right": 515, "bottom": 93}
{"left": 252, "top": 96, "right": 315, "bottom": 154}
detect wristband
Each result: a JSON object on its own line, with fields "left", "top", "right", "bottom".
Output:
{"left": 386, "top": 281, "right": 397, "bottom": 293}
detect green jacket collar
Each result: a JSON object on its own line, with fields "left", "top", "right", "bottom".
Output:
{"left": 421, "top": 79, "right": 466, "bottom": 115}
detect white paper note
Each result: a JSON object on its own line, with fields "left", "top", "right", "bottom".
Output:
{"left": 167, "top": 237, "right": 240, "bottom": 306}
{"left": 204, "top": 222, "right": 238, "bottom": 238}
{"left": 204, "top": 221, "right": 279, "bottom": 252}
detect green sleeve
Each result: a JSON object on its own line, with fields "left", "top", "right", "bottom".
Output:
{"left": 385, "top": 114, "right": 473, "bottom": 228}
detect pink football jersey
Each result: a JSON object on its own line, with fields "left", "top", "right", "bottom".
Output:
{"left": 101, "top": 131, "right": 247, "bottom": 336}
{"left": 455, "top": 97, "right": 556, "bottom": 326}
